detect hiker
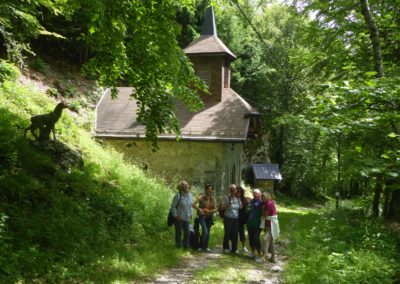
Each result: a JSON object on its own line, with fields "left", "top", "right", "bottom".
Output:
{"left": 260, "top": 191, "right": 279, "bottom": 263}
{"left": 193, "top": 183, "right": 217, "bottom": 252}
{"left": 246, "top": 189, "right": 263, "bottom": 261}
{"left": 221, "top": 184, "right": 242, "bottom": 254}
{"left": 236, "top": 186, "right": 249, "bottom": 253}
{"left": 170, "top": 180, "right": 193, "bottom": 249}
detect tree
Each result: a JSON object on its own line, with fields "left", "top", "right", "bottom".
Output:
{"left": 64, "top": 0, "right": 208, "bottom": 146}
{"left": 217, "top": 1, "right": 334, "bottom": 195}
{"left": 359, "top": 0, "right": 383, "bottom": 77}
{"left": 0, "top": 0, "right": 207, "bottom": 146}
{"left": 217, "top": 0, "right": 400, "bottom": 206}
{"left": 0, "top": 0, "right": 64, "bottom": 65}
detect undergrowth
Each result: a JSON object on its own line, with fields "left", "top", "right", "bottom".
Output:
{"left": 281, "top": 199, "right": 400, "bottom": 283}
{"left": 0, "top": 64, "right": 182, "bottom": 282}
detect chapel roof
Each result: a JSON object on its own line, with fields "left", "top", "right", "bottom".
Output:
{"left": 184, "top": 36, "right": 236, "bottom": 60}
{"left": 94, "top": 87, "right": 256, "bottom": 142}
{"left": 183, "top": 7, "right": 236, "bottom": 60}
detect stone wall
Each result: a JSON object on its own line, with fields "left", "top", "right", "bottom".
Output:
{"left": 103, "top": 139, "right": 243, "bottom": 195}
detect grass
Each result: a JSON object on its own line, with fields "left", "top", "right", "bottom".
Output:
{"left": 187, "top": 197, "right": 399, "bottom": 283}
{"left": 281, "top": 199, "right": 400, "bottom": 284}
{"left": 0, "top": 66, "right": 185, "bottom": 283}
{"left": 193, "top": 254, "right": 254, "bottom": 283}
{"left": 190, "top": 218, "right": 264, "bottom": 283}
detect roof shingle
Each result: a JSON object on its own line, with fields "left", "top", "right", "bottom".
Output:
{"left": 184, "top": 36, "right": 236, "bottom": 60}
{"left": 94, "top": 87, "right": 253, "bottom": 141}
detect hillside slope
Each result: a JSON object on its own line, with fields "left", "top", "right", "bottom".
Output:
{"left": 0, "top": 60, "right": 180, "bottom": 283}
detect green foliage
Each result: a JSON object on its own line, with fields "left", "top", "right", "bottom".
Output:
{"left": 213, "top": 0, "right": 399, "bottom": 208}
{"left": 299, "top": 0, "right": 400, "bottom": 71}
{"left": 64, "top": 85, "right": 76, "bottom": 99}
{"left": 0, "top": 124, "right": 18, "bottom": 176}
{"left": 306, "top": 76, "right": 400, "bottom": 198}
{"left": 30, "top": 57, "right": 50, "bottom": 74}
{"left": 281, "top": 200, "right": 399, "bottom": 283}
{"left": 46, "top": 87, "right": 60, "bottom": 98}
{"left": 0, "top": 84, "right": 25, "bottom": 177}
{"left": 1, "top": 0, "right": 207, "bottom": 146}
{"left": 0, "top": 60, "right": 20, "bottom": 82}
{"left": 216, "top": 2, "right": 333, "bottom": 195}
{"left": 58, "top": 0, "right": 206, "bottom": 146}
{"left": 0, "top": 66, "right": 183, "bottom": 282}
{"left": 274, "top": 115, "right": 338, "bottom": 196}
{"left": 68, "top": 100, "right": 81, "bottom": 112}
{"left": 0, "top": 0, "right": 63, "bottom": 64}
{"left": 175, "top": 0, "right": 209, "bottom": 48}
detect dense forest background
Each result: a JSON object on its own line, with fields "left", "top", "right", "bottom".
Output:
{"left": 0, "top": 0, "right": 399, "bottom": 282}
{"left": 213, "top": 0, "right": 400, "bottom": 221}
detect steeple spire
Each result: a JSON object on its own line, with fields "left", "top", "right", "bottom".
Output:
{"left": 201, "top": 6, "right": 217, "bottom": 36}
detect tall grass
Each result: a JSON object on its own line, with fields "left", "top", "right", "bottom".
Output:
{"left": 280, "top": 199, "right": 399, "bottom": 283}
{"left": 0, "top": 69, "right": 183, "bottom": 282}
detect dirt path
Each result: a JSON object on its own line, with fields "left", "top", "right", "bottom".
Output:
{"left": 145, "top": 244, "right": 285, "bottom": 284}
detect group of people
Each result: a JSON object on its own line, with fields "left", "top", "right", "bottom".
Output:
{"left": 169, "top": 181, "right": 279, "bottom": 263}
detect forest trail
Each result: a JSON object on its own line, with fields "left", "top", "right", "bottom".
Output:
{"left": 144, "top": 244, "right": 285, "bottom": 283}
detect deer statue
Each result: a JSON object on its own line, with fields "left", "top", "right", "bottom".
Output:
{"left": 24, "top": 101, "right": 69, "bottom": 141}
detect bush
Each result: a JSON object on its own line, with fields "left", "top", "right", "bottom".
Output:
{"left": 0, "top": 109, "right": 21, "bottom": 176}
{"left": 46, "top": 87, "right": 60, "bottom": 98}
{"left": 282, "top": 200, "right": 399, "bottom": 283}
{"left": 31, "top": 57, "right": 49, "bottom": 74}
{"left": 0, "top": 61, "right": 20, "bottom": 83}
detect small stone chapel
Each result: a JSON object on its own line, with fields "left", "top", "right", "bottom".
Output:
{"left": 94, "top": 7, "right": 262, "bottom": 193}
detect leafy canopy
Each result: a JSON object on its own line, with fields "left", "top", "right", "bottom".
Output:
{"left": 0, "top": 0, "right": 207, "bottom": 146}
{"left": 77, "top": 0, "right": 206, "bottom": 145}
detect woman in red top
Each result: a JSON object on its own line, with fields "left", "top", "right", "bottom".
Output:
{"left": 261, "top": 192, "right": 278, "bottom": 263}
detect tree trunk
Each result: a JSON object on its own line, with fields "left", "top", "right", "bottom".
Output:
{"left": 383, "top": 187, "right": 390, "bottom": 218}
{"left": 386, "top": 179, "right": 400, "bottom": 221}
{"left": 277, "top": 125, "right": 285, "bottom": 167}
{"left": 349, "top": 179, "right": 361, "bottom": 197}
{"left": 388, "top": 190, "right": 400, "bottom": 222}
{"left": 372, "top": 174, "right": 383, "bottom": 217}
{"left": 359, "top": 0, "right": 384, "bottom": 77}
{"left": 336, "top": 138, "right": 341, "bottom": 209}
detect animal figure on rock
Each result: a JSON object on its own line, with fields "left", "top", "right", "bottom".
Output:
{"left": 24, "top": 101, "right": 69, "bottom": 141}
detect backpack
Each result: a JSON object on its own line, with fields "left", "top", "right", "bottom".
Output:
{"left": 189, "top": 217, "right": 200, "bottom": 250}
{"left": 218, "top": 196, "right": 231, "bottom": 218}
{"left": 167, "top": 193, "right": 181, "bottom": 227}
{"left": 238, "top": 197, "right": 249, "bottom": 223}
